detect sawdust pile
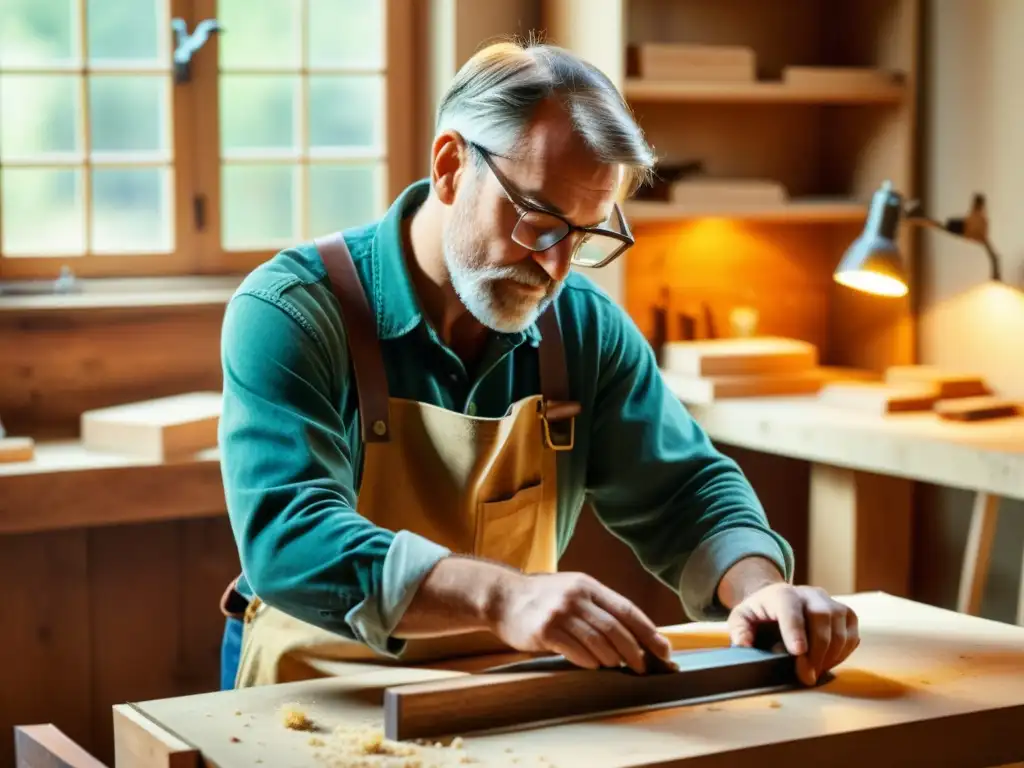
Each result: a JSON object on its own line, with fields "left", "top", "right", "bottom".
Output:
{"left": 279, "top": 702, "right": 552, "bottom": 767}
{"left": 310, "top": 725, "right": 479, "bottom": 767}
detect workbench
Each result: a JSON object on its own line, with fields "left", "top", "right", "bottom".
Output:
{"left": 680, "top": 394, "right": 1024, "bottom": 625}
{"left": 112, "top": 592, "right": 1024, "bottom": 768}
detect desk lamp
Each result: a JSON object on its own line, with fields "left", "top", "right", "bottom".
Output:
{"left": 834, "top": 180, "right": 1004, "bottom": 297}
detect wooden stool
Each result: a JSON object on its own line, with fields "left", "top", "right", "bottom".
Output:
{"left": 14, "top": 724, "right": 107, "bottom": 768}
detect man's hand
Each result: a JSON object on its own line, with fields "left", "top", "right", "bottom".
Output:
{"left": 394, "top": 557, "right": 673, "bottom": 674}
{"left": 727, "top": 582, "right": 860, "bottom": 686}
{"left": 487, "top": 571, "right": 674, "bottom": 674}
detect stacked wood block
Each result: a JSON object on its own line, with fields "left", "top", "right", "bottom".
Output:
{"left": 0, "top": 436, "right": 34, "bottom": 463}
{"left": 817, "top": 365, "right": 1021, "bottom": 420}
{"left": 626, "top": 43, "right": 756, "bottom": 82}
{"left": 659, "top": 337, "right": 874, "bottom": 404}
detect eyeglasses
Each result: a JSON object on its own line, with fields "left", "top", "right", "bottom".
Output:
{"left": 470, "top": 142, "right": 635, "bottom": 268}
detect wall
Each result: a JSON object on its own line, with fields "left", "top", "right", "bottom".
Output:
{"left": 916, "top": 0, "right": 1024, "bottom": 622}
{"left": 416, "top": 0, "right": 542, "bottom": 177}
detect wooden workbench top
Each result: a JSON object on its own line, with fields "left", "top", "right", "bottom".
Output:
{"left": 683, "top": 395, "right": 1024, "bottom": 500}
{"left": 0, "top": 440, "right": 223, "bottom": 534}
{"left": 115, "top": 592, "right": 1024, "bottom": 768}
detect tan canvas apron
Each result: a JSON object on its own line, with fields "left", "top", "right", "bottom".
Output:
{"left": 228, "top": 232, "right": 580, "bottom": 688}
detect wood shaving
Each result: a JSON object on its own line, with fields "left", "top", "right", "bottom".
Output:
{"left": 281, "top": 702, "right": 317, "bottom": 731}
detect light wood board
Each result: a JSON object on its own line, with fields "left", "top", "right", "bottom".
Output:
{"left": 661, "top": 366, "right": 878, "bottom": 405}
{"left": 884, "top": 365, "right": 990, "bottom": 399}
{"left": 80, "top": 392, "right": 221, "bottom": 462}
{"left": 661, "top": 337, "right": 818, "bottom": 377}
{"left": 680, "top": 395, "right": 1024, "bottom": 500}
{"left": 118, "top": 593, "right": 1024, "bottom": 768}
{"left": 817, "top": 381, "right": 940, "bottom": 414}
{"left": 936, "top": 396, "right": 1021, "bottom": 422}
{"left": 14, "top": 724, "right": 108, "bottom": 768}
{"left": 0, "top": 436, "right": 34, "bottom": 463}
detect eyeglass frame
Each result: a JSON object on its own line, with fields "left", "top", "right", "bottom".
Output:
{"left": 468, "top": 141, "right": 636, "bottom": 269}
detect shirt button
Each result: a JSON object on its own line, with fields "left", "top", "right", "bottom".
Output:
{"left": 467, "top": 402, "right": 478, "bottom": 416}
{"left": 449, "top": 373, "right": 458, "bottom": 382}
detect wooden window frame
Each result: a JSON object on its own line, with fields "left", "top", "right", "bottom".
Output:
{"left": 0, "top": 0, "right": 415, "bottom": 282}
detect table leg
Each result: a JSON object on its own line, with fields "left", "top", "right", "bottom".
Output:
{"left": 1018, "top": 543, "right": 1024, "bottom": 627}
{"left": 957, "top": 492, "right": 1001, "bottom": 616}
{"left": 808, "top": 464, "right": 913, "bottom": 596}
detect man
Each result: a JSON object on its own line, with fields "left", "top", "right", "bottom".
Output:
{"left": 217, "top": 40, "right": 859, "bottom": 691}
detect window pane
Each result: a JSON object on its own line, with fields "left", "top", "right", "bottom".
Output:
{"left": 308, "top": 0, "right": 383, "bottom": 69}
{"left": 1, "top": 168, "right": 84, "bottom": 255}
{"left": 0, "top": 0, "right": 78, "bottom": 66}
{"left": 86, "top": 0, "right": 162, "bottom": 63}
{"left": 309, "top": 76, "right": 382, "bottom": 150}
{"left": 89, "top": 76, "right": 168, "bottom": 155}
{"left": 92, "top": 167, "right": 172, "bottom": 253}
{"left": 218, "top": 0, "right": 299, "bottom": 69}
{"left": 0, "top": 75, "right": 81, "bottom": 161}
{"left": 308, "top": 163, "right": 381, "bottom": 237}
{"left": 222, "top": 164, "right": 297, "bottom": 249}
{"left": 220, "top": 76, "right": 298, "bottom": 153}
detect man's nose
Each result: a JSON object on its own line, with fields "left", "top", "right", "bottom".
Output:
{"left": 531, "top": 237, "right": 574, "bottom": 283}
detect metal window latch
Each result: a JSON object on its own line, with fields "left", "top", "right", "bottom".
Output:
{"left": 172, "top": 18, "right": 223, "bottom": 84}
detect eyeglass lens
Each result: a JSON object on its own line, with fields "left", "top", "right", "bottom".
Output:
{"left": 511, "top": 209, "right": 626, "bottom": 267}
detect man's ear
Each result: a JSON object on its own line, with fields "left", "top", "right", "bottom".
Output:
{"left": 431, "top": 131, "right": 469, "bottom": 206}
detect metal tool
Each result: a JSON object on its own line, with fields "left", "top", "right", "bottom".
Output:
{"left": 481, "top": 620, "right": 789, "bottom": 676}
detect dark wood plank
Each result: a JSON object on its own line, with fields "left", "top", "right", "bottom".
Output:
{"left": 382, "top": 647, "right": 797, "bottom": 741}
{"left": 88, "top": 522, "right": 187, "bottom": 763}
{"left": 178, "top": 517, "right": 242, "bottom": 691}
{"left": 0, "top": 532, "right": 93, "bottom": 768}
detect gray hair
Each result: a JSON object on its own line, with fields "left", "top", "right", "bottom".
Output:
{"left": 435, "top": 37, "right": 656, "bottom": 194}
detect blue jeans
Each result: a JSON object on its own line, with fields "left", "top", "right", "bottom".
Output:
{"left": 220, "top": 617, "right": 244, "bottom": 690}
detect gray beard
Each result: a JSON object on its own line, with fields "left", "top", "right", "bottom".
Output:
{"left": 443, "top": 198, "right": 561, "bottom": 334}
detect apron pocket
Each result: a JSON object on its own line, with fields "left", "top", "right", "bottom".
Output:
{"left": 475, "top": 482, "right": 545, "bottom": 571}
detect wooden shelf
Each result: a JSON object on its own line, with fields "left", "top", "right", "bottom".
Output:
{"left": 623, "top": 199, "right": 868, "bottom": 224}
{"left": 623, "top": 78, "right": 906, "bottom": 105}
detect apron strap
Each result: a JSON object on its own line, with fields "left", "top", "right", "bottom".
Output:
{"left": 314, "top": 232, "right": 392, "bottom": 443}
{"left": 536, "top": 305, "right": 580, "bottom": 450}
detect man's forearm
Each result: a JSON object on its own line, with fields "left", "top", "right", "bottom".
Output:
{"left": 392, "top": 556, "right": 514, "bottom": 638}
{"left": 716, "top": 556, "right": 786, "bottom": 609}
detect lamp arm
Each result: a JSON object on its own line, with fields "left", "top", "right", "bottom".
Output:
{"left": 982, "top": 239, "right": 1002, "bottom": 282}
{"left": 900, "top": 200, "right": 1003, "bottom": 282}
{"left": 901, "top": 200, "right": 945, "bottom": 231}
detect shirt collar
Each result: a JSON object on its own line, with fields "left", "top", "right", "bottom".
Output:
{"left": 370, "top": 178, "right": 542, "bottom": 346}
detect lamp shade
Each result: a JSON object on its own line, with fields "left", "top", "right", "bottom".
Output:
{"left": 834, "top": 181, "right": 909, "bottom": 297}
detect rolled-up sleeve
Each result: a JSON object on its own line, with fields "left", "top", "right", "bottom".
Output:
{"left": 219, "top": 290, "right": 448, "bottom": 656}
{"left": 583, "top": 301, "right": 794, "bottom": 621}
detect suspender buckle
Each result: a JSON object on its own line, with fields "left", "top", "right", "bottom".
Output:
{"left": 540, "top": 400, "right": 580, "bottom": 452}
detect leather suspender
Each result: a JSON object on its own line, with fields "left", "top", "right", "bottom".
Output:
{"left": 314, "top": 232, "right": 392, "bottom": 443}
{"left": 314, "top": 232, "right": 579, "bottom": 449}
{"left": 536, "top": 306, "right": 580, "bottom": 450}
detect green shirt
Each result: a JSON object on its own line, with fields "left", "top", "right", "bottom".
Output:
{"left": 218, "top": 179, "right": 794, "bottom": 656}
